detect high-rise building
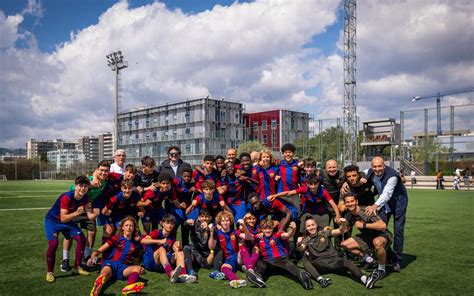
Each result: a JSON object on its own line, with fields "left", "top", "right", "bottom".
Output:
{"left": 47, "top": 149, "right": 85, "bottom": 172}
{"left": 26, "top": 139, "right": 76, "bottom": 161}
{"left": 98, "top": 132, "right": 114, "bottom": 161}
{"left": 243, "top": 110, "right": 310, "bottom": 154}
{"left": 118, "top": 97, "right": 245, "bottom": 165}
{"left": 77, "top": 136, "right": 99, "bottom": 163}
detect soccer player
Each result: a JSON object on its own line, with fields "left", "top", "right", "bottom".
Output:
{"left": 240, "top": 213, "right": 261, "bottom": 276}
{"left": 172, "top": 167, "right": 197, "bottom": 246}
{"left": 340, "top": 165, "right": 375, "bottom": 210}
{"left": 278, "top": 143, "right": 301, "bottom": 213}
{"left": 44, "top": 176, "right": 97, "bottom": 282}
{"left": 134, "top": 155, "right": 160, "bottom": 195}
{"left": 101, "top": 179, "right": 143, "bottom": 238}
{"left": 252, "top": 149, "right": 280, "bottom": 199}
{"left": 208, "top": 211, "right": 261, "bottom": 289}
{"left": 235, "top": 152, "right": 258, "bottom": 196}
{"left": 138, "top": 172, "right": 181, "bottom": 234}
{"left": 183, "top": 208, "right": 224, "bottom": 279}
{"left": 88, "top": 216, "right": 145, "bottom": 295}
{"left": 251, "top": 220, "right": 313, "bottom": 290}
{"left": 193, "top": 155, "right": 223, "bottom": 193}
{"left": 185, "top": 180, "right": 227, "bottom": 221}
{"left": 220, "top": 161, "right": 255, "bottom": 222}
{"left": 297, "top": 216, "right": 376, "bottom": 289}
{"left": 340, "top": 193, "right": 391, "bottom": 285}
{"left": 141, "top": 214, "right": 196, "bottom": 283}
{"left": 270, "top": 174, "right": 341, "bottom": 232}
{"left": 300, "top": 158, "right": 317, "bottom": 187}
{"left": 248, "top": 192, "right": 293, "bottom": 231}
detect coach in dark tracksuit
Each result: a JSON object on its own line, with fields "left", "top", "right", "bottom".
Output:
{"left": 157, "top": 146, "right": 192, "bottom": 178}
{"left": 364, "top": 157, "right": 408, "bottom": 272}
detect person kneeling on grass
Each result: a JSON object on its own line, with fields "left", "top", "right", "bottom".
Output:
{"left": 88, "top": 216, "right": 145, "bottom": 296}
{"left": 141, "top": 214, "right": 196, "bottom": 283}
{"left": 44, "top": 175, "right": 98, "bottom": 282}
{"left": 250, "top": 220, "right": 313, "bottom": 290}
{"left": 297, "top": 216, "right": 377, "bottom": 289}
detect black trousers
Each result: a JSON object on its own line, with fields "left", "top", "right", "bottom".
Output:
{"left": 302, "top": 256, "right": 363, "bottom": 279}
{"left": 379, "top": 210, "right": 406, "bottom": 264}
{"left": 255, "top": 257, "right": 304, "bottom": 283}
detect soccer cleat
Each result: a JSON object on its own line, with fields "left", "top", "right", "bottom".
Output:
{"left": 316, "top": 276, "right": 332, "bottom": 288}
{"left": 366, "top": 269, "right": 385, "bottom": 289}
{"left": 229, "top": 279, "right": 247, "bottom": 289}
{"left": 298, "top": 270, "right": 313, "bottom": 290}
{"left": 45, "top": 272, "right": 55, "bottom": 283}
{"left": 73, "top": 267, "right": 90, "bottom": 276}
{"left": 177, "top": 274, "right": 197, "bottom": 283}
{"left": 121, "top": 281, "right": 145, "bottom": 295}
{"left": 245, "top": 269, "right": 265, "bottom": 288}
{"left": 170, "top": 265, "right": 182, "bottom": 283}
{"left": 60, "top": 259, "right": 71, "bottom": 272}
{"left": 209, "top": 270, "right": 226, "bottom": 280}
{"left": 90, "top": 275, "right": 106, "bottom": 296}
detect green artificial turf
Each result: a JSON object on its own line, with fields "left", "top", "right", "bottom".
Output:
{"left": 0, "top": 181, "right": 473, "bottom": 295}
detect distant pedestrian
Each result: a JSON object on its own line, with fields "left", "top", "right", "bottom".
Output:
{"left": 452, "top": 175, "right": 460, "bottom": 190}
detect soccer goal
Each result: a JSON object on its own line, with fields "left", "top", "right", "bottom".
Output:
{"left": 0, "top": 175, "right": 7, "bottom": 181}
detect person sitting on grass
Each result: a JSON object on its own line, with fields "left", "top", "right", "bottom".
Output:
{"left": 88, "top": 216, "right": 145, "bottom": 296}
{"left": 44, "top": 175, "right": 98, "bottom": 282}
{"left": 340, "top": 193, "right": 391, "bottom": 285}
{"left": 250, "top": 220, "right": 313, "bottom": 290}
{"left": 183, "top": 208, "right": 225, "bottom": 280}
{"left": 208, "top": 210, "right": 263, "bottom": 289}
{"left": 297, "top": 216, "right": 378, "bottom": 289}
{"left": 141, "top": 214, "right": 196, "bottom": 283}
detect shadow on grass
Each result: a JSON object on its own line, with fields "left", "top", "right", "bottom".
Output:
{"left": 401, "top": 253, "right": 417, "bottom": 269}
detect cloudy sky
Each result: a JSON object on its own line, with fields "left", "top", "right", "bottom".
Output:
{"left": 0, "top": 0, "right": 473, "bottom": 148}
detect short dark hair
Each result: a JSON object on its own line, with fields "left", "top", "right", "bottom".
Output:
{"left": 167, "top": 146, "right": 181, "bottom": 154}
{"left": 161, "top": 213, "right": 176, "bottom": 224}
{"left": 121, "top": 179, "right": 134, "bottom": 188}
{"left": 181, "top": 167, "right": 193, "bottom": 175}
{"left": 239, "top": 152, "right": 251, "bottom": 159}
{"left": 202, "top": 180, "right": 215, "bottom": 190}
{"left": 125, "top": 164, "right": 137, "bottom": 174}
{"left": 75, "top": 175, "right": 91, "bottom": 186}
{"left": 199, "top": 208, "right": 210, "bottom": 217}
{"left": 97, "top": 160, "right": 111, "bottom": 168}
{"left": 343, "top": 164, "right": 360, "bottom": 174}
{"left": 157, "top": 172, "right": 173, "bottom": 183}
{"left": 306, "top": 174, "right": 321, "bottom": 185}
{"left": 342, "top": 192, "right": 357, "bottom": 201}
{"left": 141, "top": 155, "right": 155, "bottom": 167}
{"left": 203, "top": 155, "right": 215, "bottom": 162}
{"left": 215, "top": 155, "right": 225, "bottom": 162}
{"left": 304, "top": 158, "right": 316, "bottom": 167}
{"left": 281, "top": 143, "right": 296, "bottom": 153}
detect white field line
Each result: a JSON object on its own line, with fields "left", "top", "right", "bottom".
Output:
{"left": 0, "top": 207, "right": 49, "bottom": 211}
{"left": 0, "top": 195, "right": 53, "bottom": 199}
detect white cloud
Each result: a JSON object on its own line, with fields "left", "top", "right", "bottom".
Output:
{"left": 0, "top": 12, "right": 23, "bottom": 48}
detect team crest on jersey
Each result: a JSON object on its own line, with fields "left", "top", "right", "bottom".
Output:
{"left": 292, "top": 167, "right": 298, "bottom": 171}
{"left": 320, "top": 237, "right": 326, "bottom": 242}
{"left": 231, "top": 234, "right": 236, "bottom": 241}
{"left": 269, "top": 239, "right": 276, "bottom": 246}
{"left": 269, "top": 173, "right": 275, "bottom": 178}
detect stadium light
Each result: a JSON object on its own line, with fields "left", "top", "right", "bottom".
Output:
{"left": 106, "top": 50, "right": 128, "bottom": 152}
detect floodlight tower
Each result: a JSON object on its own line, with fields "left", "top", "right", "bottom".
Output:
{"left": 106, "top": 51, "right": 128, "bottom": 151}
{"left": 343, "top": 0, "right": 357, "bottom": 164}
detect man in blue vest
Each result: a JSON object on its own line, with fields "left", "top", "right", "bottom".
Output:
{"left": 364, "top": 157, "right": 408, "bottom": 273}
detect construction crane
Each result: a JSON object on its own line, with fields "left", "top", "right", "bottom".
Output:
{"left": 412, "top": 86, "right": 474, "bottom": 135}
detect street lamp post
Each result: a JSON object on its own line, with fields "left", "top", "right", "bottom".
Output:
{"left": 106, "top": 51, "right": 128, "bottom": 152}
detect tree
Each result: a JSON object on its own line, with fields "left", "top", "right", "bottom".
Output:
{"left": 294, "top": 126, "right": 346, "bottom": 163}
{"left": 237, "top": 141, "right": 265, "bottom": 155}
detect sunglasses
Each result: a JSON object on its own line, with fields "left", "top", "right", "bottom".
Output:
{"left": 169, "top": 152, "right": 180, "bottom": 157}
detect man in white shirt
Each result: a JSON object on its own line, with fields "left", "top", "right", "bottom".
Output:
{"left": 110, "top": 149, "right": 126, "bottom": 174}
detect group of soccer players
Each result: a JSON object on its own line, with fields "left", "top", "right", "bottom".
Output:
{"left": 44, "top": 143, "right": 403, "bottom": 295}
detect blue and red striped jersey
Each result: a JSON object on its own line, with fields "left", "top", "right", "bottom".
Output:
{"left": 295, "top": 185, "right": 333, "bottom": 214}
{"left": 252, "top": 165, "right": 280, "bottom": 199}
{"left": 143, "top": 229, "right": 176, "bottom": 256}
{"left": 221, "top": 174, "right": 246, "bottom": 205}
{"left": 142, "top": 187, "right": 177, "bottom": 210}
{"left": 236, "top": 164, "right": 257, "bottom": 193}
{"left": 45, "top": 191, "right": 90, "bottom": 222}
{"left": 193, "top": 191, "right": 224, "bottom": 217}
{"left": 105, "top": 235, "right": 141, "bottom": 265}
{"left": 106, "top": 191, "right": 141, "bottom": 218}
{"left": 278, "top": 159, "right": 301, "bottom": 192}
{"left": 217, "top": 229, "right": 240, "bottom": 259}
{"left": 193, "top": 168, "right": 222, "bottom": 191}
{"left": 173, "top": 177, "right": 196, "bottom": 206}
{"left": 254, "top": 232, "right": 289, "bottom": 261}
